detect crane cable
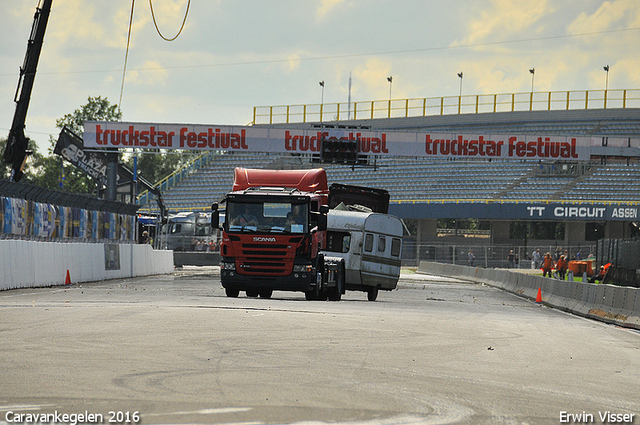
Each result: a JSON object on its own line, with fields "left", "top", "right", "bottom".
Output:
{"left": 119, "top": 0, "right": 190, "bottom": 110}
{"left": 149, "top": 0, "right": 191, "bottom": 42}
{"left": 119, "top": 0, "right": 136, "bottom": 110}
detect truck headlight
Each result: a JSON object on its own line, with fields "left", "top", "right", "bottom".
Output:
{"left": 221, "top": 262, "right": 236, "bottom": 271}
{"left": 293, "top": 265, "right": 313, "bottom": 273}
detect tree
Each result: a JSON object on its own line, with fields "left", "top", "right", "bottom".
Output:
{"left": 22, "top": 96, "right": 122, "bottom": 192}
{"left": 55, "top": 95, "right": 121, "bottom": 137}
{"left": 1, "top": 136, "right": 43, "bottom": 182}
{"left": 126, "top": 150, "right": 192, "bottom": 185}
{"left": 5, "top": 95, "right": 189, "bottom": 195}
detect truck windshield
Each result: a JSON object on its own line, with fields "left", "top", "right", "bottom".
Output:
{"left": 226, "top": 201, "right": 308, "bottom": 234}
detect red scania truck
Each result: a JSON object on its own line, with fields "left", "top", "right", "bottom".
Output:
{"left": 212, "top": 168, "right": 345, "bottom": 300}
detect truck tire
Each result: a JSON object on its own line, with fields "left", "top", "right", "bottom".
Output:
{"left": 259, "top": 289, "right": 273, "bottom": 298}
{"left": 246, "top": 290, "right": 259, "bottom": 298}
{"left": 328, "top": 262, "right": 344, "bottom": 301}
{"left": 305, "top": 256, "right": 324, "bottom": 301}
{"left": 225, "top": 288, "right": 240, "bottom": 298}
{"left": 367, "top": 286, "right": 378, "bottom": 302}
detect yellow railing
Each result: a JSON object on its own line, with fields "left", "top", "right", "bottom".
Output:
{"left": 253, "top": 89, "right": 640, "bottom": 125}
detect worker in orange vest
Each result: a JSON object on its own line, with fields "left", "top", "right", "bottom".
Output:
{"left": 541, "top": 252, "right": 554, "bottom": 278}
{"left": 556, "top": 255, "right": 568, "bottom": 280}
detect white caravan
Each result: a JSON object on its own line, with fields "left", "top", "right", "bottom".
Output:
{"left": 323, "top": 208, "right": 403, "bottom": 301}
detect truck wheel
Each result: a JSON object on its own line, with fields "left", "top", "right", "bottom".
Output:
{"left": 306, "top": 256, "right": 324, "bottom": 301}
{"left": 246, "top": 290, "right": 259, "bottom": 297}
{"left": 225, "top": 288, "right": 240, "bottom": 298}
{"left": 259, "top": 289, "right": 273, "bottom": 298}
{"left": 367, "top": 286, "right": 378, "bottom": 302}
{"left": 328, "top": 263, "right": 344, "bottom": 301}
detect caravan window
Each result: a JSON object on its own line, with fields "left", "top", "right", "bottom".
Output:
{"left": 326, "top": 231, "right": 350, "bottom": 253}
{"left": 391, "top": 238, "right": 401, "bottom": 257}
{"left": 364, "top": 233, "right": 374, "bottom": 252}
{"left": 378, "top": 236, "right": 386, "bottom": 252}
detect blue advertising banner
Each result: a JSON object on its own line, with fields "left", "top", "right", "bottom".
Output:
{"left": 391, "top": 201, "right": 639, "bottom": 221}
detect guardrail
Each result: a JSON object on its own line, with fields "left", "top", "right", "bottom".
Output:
{"left": 418, "top": 261, "right": 640, "bottom": 330}
{"left": 253, "top": 89, "right": 640, "bottom": 125}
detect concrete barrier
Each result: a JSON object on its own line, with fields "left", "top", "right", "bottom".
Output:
{"left": 0, "top": 240, "right": 173, "bottom": 291}
{"left": 417, "top": 261, "right": 640, "bottom": 330}
{"left": 174, "top": 251, "right": 221, "bottom": 267}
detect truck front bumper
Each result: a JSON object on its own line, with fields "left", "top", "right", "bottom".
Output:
{"left": 220, "top": 263, "right": 318, "bottom": 293}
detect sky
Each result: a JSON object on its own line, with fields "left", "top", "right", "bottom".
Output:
{"left": 1, "top": 0, "right": 640, "bottom": 154}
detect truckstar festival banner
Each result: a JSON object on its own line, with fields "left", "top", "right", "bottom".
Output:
{"left": 84, "top": 121, "right": 592, "bottom": 161}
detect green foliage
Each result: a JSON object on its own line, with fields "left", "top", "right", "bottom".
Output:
{"left": 55, "top": 96, "right": 122, "bottom": 136}
{"left": 126, "top": 150, "right": 193, "bottom": 186}
{"left": 1, "top": 136, "right": 44, "bottom": 183}
{"left": 2, "top": 96, "right": 122, "bottom": 193}
{"left": 437, "top": 218, "right": 489, "bottom": 230}
{"left": 4, "top": 95, "right": 190, "bottom": 194}
{"left": 510, "top": 221, "right": 565, "bottom": 240}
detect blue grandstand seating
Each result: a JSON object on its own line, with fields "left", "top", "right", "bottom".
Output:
{"left": 138, "top": 152, "right": 640, "bottom": 213}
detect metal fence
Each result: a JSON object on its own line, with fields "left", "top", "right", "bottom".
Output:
{"left": 1, "top": 179, "right": 139, "bottom": 243}
{"left": 596, "top": 239, "right": 640, "bottom": 287}
{"left": 401, "top": 241, "right": 596, "bottom": 269}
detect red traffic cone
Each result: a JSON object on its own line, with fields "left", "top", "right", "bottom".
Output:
{"left": 535, "top": 287, "right": 542, "bottom": 303}
{"left": 65, "top": 270, "right": 72, "bottom": 286}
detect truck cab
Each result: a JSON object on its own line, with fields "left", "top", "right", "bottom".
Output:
{"left": 215, "top": 168, "right": 336, "bottom": 299}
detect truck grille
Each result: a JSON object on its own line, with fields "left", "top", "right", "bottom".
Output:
{"left": 238, "top": 243, "right": 290, "bottom": 275}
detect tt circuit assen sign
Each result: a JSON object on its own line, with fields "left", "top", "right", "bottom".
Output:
{"left": 83, "top": 121, "right": 592, "bottom": 161}
{"left": 391, "top": 201, "right": 639, "bottom": 221}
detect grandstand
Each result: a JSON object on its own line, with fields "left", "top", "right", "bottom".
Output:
{"left": 140, "top": 107, "right": 640, "bottom": 211}
{"left": 135, "top": 105, "right": 640, "bottom": 254}
{"left": 147, "top": 155, "right": 640, "bottom": 211}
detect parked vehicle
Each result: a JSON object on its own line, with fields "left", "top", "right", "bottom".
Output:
{"left": 159, "top": 211, "right": 215, "bottom": 251}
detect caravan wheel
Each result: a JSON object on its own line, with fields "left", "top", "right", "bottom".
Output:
{"left": 367, "top": 286, "right": 378, "bottom": 302}
{"left": 328, "top": 263, "right": 344, "bottom": 301}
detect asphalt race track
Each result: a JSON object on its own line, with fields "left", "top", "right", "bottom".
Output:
{"left": 0, "top": 268, "right": 639, "bottom": 425}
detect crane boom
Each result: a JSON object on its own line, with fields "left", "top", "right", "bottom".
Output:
{"left": 3, "top": 0, "right": 53, "bottom": 182}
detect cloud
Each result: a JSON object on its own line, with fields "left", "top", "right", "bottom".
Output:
{"left": 317, "top": 0, "right": 347, "bottom": 19}
{"left": 124, "top": 60, "right": 168, "bottom": 86}
{"left": 353, "top": 58, "right": 392, "bottom": 99}
{"left": 457, "top": 0, "right": 554, "bottom": 45}
{"left": 283, "top": 54, "right": 302, "bottom": 73}
{"left": 568, "top": 0, "right": 640, "bottom": 34}
{"left": 45, "top": 1, "right": 152, "bottom": 53}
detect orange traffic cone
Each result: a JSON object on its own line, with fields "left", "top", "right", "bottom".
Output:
{"left": 65, "top": 270, "right": 72, "bottom": 286}
{"left": 535, "top": 287, "right": 542, "bottom": 303}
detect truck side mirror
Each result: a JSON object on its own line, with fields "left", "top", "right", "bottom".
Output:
{"left": 211, "top": 203, "right": 219, "bottom": 229}
{"left": 317, "top": 214, "right": 327, "bottom": 231}
{"left": 314, "top": 205, "right": 329, "bottom": 231}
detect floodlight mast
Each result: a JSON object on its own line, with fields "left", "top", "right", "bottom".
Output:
{"left": 3, "top": 0, "right": 53, "bottom": 182}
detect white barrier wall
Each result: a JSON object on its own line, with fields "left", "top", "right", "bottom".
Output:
{"left": 418, "top": 261, "right": 640, "bottom": 330}
{"left": 0, "top": 240, "right": 173, "bottom": 291}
